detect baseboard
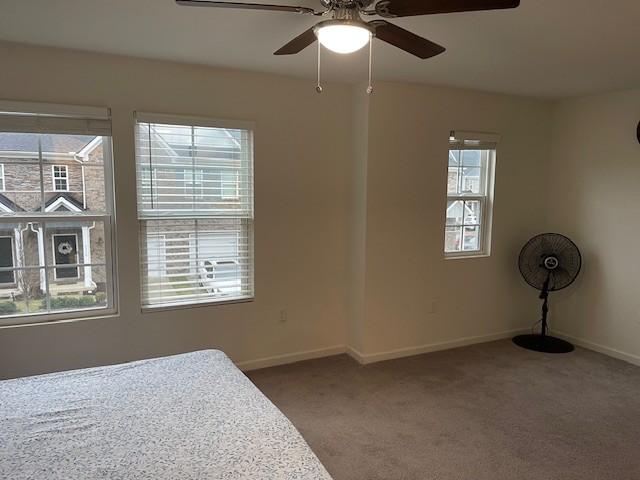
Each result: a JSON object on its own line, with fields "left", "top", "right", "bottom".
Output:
{"left": 236, "top": 345, "right": 347, "bottom": 372}
{"left": 347, "top": 328, "right": 529, "bottom": 365}
{"left": 235, "top": 330, "right": 640, "bottom": 372}
{"left": 553, "top": 331, "right": 640, "bottom": 367}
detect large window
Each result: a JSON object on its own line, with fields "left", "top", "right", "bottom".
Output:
{"left": 135, "top": 114, "right": 254, "bottom": 308}
{"left": 0, "top": 102, "right": 117, "bottom": 325}
{"left": 444, "top": 131, "right": 497, "bottom": 257}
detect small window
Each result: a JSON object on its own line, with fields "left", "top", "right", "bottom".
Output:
{"left": 52, "top": 165, "right": 69, "bottom": 191}
{"left": 183, "top": 168, "right": 205, "bottom": 199}
{"left": 0, "top": 164, "right": 5, "bottom": 191}
{"left": 220, "top": 171, "right": 240, "bottom": 199}
{"left": 445, "top": 131, "right": 497, "bottom": 258}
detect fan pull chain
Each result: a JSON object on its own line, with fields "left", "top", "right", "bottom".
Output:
{"left": 316, "top": 41, "right": 323, "bottom": 94}
{"left": 367, "top": 34, "right": 374, "bottom": 95}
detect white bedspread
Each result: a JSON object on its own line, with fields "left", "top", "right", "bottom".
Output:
{"left": 0, "top": 350, "right": 333, "bottom": 480}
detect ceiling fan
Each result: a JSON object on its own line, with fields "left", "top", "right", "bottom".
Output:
{"left": 177, "top": 0, "right": 520, "bottom": 58}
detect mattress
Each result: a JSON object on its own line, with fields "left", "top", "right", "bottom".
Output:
{"left": 0, "top": 350, "right": 333, "bottom": 480}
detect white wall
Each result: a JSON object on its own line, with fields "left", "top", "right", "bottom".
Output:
{"left": 350, "top": 82, "right": 553, "bottom": 360}
{"left": 0, "top": 41, "right": 561, "bottom": 379}
{"left": 548, "top": 89, "right": 640, "bottom": 365}
{"left": 0, "top": 41, "right": 352, "bottom": 379}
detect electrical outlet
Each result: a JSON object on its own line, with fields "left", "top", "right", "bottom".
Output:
{"left": 279, "top": 309, "right": 288, "bottom": 324}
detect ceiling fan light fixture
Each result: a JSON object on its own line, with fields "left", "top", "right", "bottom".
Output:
{"left": 315, "top": 22, "right": 371, "bottom": 54}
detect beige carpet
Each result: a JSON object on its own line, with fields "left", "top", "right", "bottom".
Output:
{"left": 247, "top": 340, "right": 640, "bottom": 480}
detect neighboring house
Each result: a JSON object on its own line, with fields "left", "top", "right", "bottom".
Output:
{"left": 0, "top": 133, "right": 107, "bottom": 300}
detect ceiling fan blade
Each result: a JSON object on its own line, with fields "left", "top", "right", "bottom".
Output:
{"left": 375, "top": 0, "right": 520, "bottom": 18}
{"left": 369, "top": 20, "right": 445, "bottom": 59}
{"left": 274, "top": 28, "right": 317, "bottom": 55}
{"left": 176, "top": 0, "right": 318, "bottom": 15}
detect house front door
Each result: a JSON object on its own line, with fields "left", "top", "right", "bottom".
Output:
{"left": 53, "top": 234, "right": 79, "bottom": 280}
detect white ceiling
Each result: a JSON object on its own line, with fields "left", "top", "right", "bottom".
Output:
{"left": 1, "top": 0, "right": 639, "bottom": 98}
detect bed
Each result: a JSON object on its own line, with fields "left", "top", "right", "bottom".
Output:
{"left": 0, "top": 350, "right": 333, "bottom": 480}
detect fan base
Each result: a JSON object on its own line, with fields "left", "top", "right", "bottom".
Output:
{"left": 512, "top": 334, "right": 574, "bottom": 354}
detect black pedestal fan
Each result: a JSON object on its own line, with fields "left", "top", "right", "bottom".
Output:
{"left": 513, "top": 233, "right": 582, "bottom": 354}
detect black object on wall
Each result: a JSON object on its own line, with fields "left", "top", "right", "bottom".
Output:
{"left": 637, "top": 121, "right": 640, "bottom": 144}
{"left": 513, "top": 233, "right": 582, "bottom": 354}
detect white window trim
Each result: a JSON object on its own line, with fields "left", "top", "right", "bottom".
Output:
{"left": 52, "top": 165, "right": 69, "bottom": 192}
{"left": 0, "top": 164, "right": 5, "bottom": 192}
{"left": 445, "top": 144, "right": 496, "bottom": 260}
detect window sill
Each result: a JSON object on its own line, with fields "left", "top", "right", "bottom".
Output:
{"left": 0, "top": 308, "right": 119, "bottom": 329}
{"left": 445, "top": 252, "right": 491, "bottom": 260}
{"left": 141, "top": 295, "right": 254, "bottom": 314}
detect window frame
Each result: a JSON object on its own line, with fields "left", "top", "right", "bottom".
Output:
{"left": 52, "top": 165, "right": 69, "bottom": 192}
{"left": 0, "top": 101, "right": 119, "bottom": 327}
{"left": 444, "top": 136, "right": 497, "bottom": 259}
{"left": 0, "top": 164, "right": 5, "bottom": 191}
{"left": 135, "top": 112, "right": 255, "bottom": 312}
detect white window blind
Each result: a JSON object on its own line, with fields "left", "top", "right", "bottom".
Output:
{"left": 444, "top": 131, "right": 497, "bottom": 258}
{"left": 135, "top": 115, "right": 254, "bottom": 308}
{"left": 0, "top": 102, "right": 111, "bottom": 136}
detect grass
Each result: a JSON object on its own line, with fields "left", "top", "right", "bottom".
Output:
{"left": 0, "top": 295, "right": 106, "bottom": 315}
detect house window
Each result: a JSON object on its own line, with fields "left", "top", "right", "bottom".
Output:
{"left": 183, "top": 168, "right": 205, "bottom": 199}
{"left": 0, "top": 236, "right": 15, "bottom": 284}
{"left": 0, "top": 103, "right": 117, "bottom": 326}
{"left": 0, "top": 164, "right": 5, "bottom": 191}
{"left": 52, "top": 165, "right": 69, "bottom": 191}
{"left": 135, "top": 113, "right": 254, "bottom": 308}
{"left": 444, "top": 131, "right": 498, "bottom": 258}
{"left": 220, "top": 171, "right": 240, "bottom": 199}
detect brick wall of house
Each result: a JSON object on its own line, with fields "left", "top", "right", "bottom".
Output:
{"left": 84, "top": 143, "right": 106, "bottom": 212}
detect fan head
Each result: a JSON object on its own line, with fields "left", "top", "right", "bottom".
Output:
{"left": 518, "top": 233, "right": 582, "bottom": 292}
{"left": 177, "top": 0, "right": 521, "bottom": 59}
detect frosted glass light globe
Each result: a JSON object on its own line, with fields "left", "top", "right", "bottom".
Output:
{"left": 316, "top": 24, "right": 371, "bottom": 54}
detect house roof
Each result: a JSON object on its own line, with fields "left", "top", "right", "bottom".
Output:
{"left": 42, "top": 193, "right": 85, "bottom": 212}
{"left": 0, "top": 193, "right": 24, "bottom": 212}
{"left": 0, "top": 133, "right": 96, "bottom": 155}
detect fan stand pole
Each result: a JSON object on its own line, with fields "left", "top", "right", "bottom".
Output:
{"left": 512, "top": 273, "right": 575, "bottom": 354}
{"left": 539, "top": 276, "right": 550, "bottom": 338}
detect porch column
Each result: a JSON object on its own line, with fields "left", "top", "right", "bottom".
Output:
{"left": 13, "top": 228, "right": 23, "bottom": 293}
{"left": 36, "top": 227, "right": 45, "bottom": 291}
{"left": 82, "top": 226, "right": 92, "bottom": 288}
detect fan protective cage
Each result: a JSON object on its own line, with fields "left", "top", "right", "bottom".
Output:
{"left": 518, "top": 233, "right": 581, "bottom": 292}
